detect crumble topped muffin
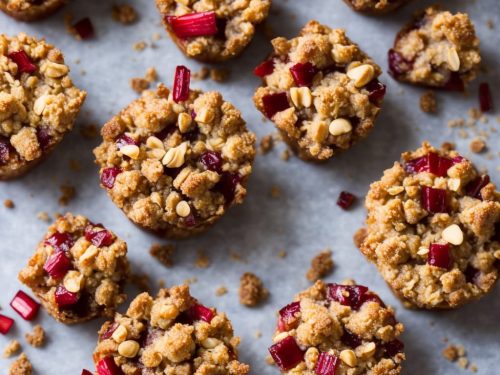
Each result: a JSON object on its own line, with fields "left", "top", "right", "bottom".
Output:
{"left": 156, "top": 0, "right": 271, "bottom": 63}
{"left": 269, "top": 280, "right": 405, "bottom": 374}
{"left": 0, "top": 0, "right": 66, "bottom": 21}
{"left": 360, "top": 142, "right": 500, "bottom": 309}
{"left": 93, "top": 285, "right": 250, "bottom": 374}
{"left": 343, "top": 0, "right": 409, "bottom": 14}
{"left": 0, "top": 33, "right": 86, "bottom": 180}
{"left": 388, "top": 6, "right": 481, "bottom": 91}
{"left": 94, "top": 78, "right": 256, "bottom": 239}
{"left": 253, "top": 21, "right": 385, "bottom": 161}
{"left": 18, "top": 213, "right": 129, "bottom": 324}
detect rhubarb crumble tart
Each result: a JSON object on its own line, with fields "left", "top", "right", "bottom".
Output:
{"left": 0, "top": 0, "right": 66, "bottom": 21}
{"left": 18, "top": 213, "right": 130, "bottom": 324}
{"left": 360, "top": 142, "right": 500, "bottom": 309}
{"left": 93, "top": 285, "right": 250, "bottom": 374}
{"left": 269, "top": 280, "right": 405, "bottom": 374}
{"left": 343, "top": 0, "right": 409, "bottom": 14}
{"left": 94, "top": 66, "right": 255, "bottom": 239}
{"left": 388, "top": 6, "right": 481, "bottom": 91}
{"left": 0, "top": 33, "right": 86, "bottom": 180}
{"left": 156, "top": 0, "right": 271, "bottom": 63}
{"left": 253, "top": 21, "right": 385, "bottom": 162}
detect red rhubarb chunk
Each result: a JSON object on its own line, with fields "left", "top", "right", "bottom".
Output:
{"left": 0, "top": 314, "right": 14, "bottom": 334}
{"left": 405, "top": 153, "right": 452, "bottom": 177}
{"left": 184, "top": 213, "right": 197, "bottom": 227}
{"left": 167, "top": 11, "right": 218, "bottom": 39}
{"left": 479, "top": 82, "right": 493, "bottom": 112}
{"left": 268, "top": 336, "right": 305, "bottom": 371}
{"left": 278, "top": 301, "right": 301, "bottom": 331}
{"left": 82, "top": 370, "right": 93, "bottom": 375}
{"left": 45, "top": 232, "right": 74, "bottom": 253}
{"left": 465, "top": 175, "right": 490, "bottom": 200}
{"left": 421, "top": 186, "right": 448, "bottom": 214}
{"left": 428, "top": 243, "right": 452, "bottom": 270}
{"left": 55, "top": 285, "right": 80, "bottom": 308}
{"left": 116, "top": 134, "right": 137, "bottom": 149}
{"left": 442, "top": 72, "right": 464, "bottom": 92}
{"left": 73, "top": 18, "right": 95, "bottom": 40}
{"left": 365, "top": 79, "right": 387, "bottom": 103}
{"left": 341, "top": 329, "right": 362, "bottom": 348}
{"left": 290, "top": 62, "right": 317, "bottom": 87}
{"left": 254, "top": 59, "right": 275, "bottom": 78}
{"left": 215, "top": 172, "right": 240, "bottom": 203}
{"left": 388, "top": 49, "right": 412, "bottom": 77}
{"left": 262, "top": 92, "right": 290, "bottom": 119}
{"left": 10, "top": 291, "right": 40, "bottom": 321}
{"left": 85, "top": 225, "right": 114, "bottom": 247}
{"left": 452, "top": 155, "right": 465, "bottom": 164}
{"left": 43, "top": 251, "right": 72, "bottom": 279}
{"left": 96, "top": 357, "right": 123, "bottom": 375}
{"left": 187, "top": 303, "right": 215, "bottom": 323}
{"left": 173, "top": 65, "right": 191, "bottom": 103}
{"left": 337, "top": 191, "right": 356, "bottom": 210}
{"left": 315, "top": 352, "right": 339, "bottom": 375}
{"left": 101, "top": 167, "right": 122, "bottom": 189}
{"left": 0, "top": 136, "right": 11, "bottom": 164}
{"left": 36, "top": 127, "right": 52, "bottom": 151}
{"left": 200, "top": 151, "right": 223, "bottom": 173}
{"left": 383, "top": 339, "right": 404, "bottom": 357}
{"left": 8, "top": 50, "right": 36, "bottom": 74}
{"left": 327, "top": 283, "right": 369, "bottom": 310}
{"left": 100, "top": 322, "right": 119, "bottom": 341}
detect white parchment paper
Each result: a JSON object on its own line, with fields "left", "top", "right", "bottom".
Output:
{"left": 1, "top": 0, "right": 499, "bottom": 373}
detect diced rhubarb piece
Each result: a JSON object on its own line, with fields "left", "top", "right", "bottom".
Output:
{"left": 187, "top": 303, "right": 215, "bottom": 323}
{"left": 55, "top": 285, "right": 80, "bottom": 308}
{"left": 290, "top": 62, "right": 317, "bottom": 87}
{"left": 254, "top": 59, "right": 275, "bottom": 78}
{"left": 43, "top": 251, "right": 72, "bottom": 279}
{"left": 0, "top": 136, "right": 11, "bottom": 164}
{"left": 84, "top": 226, "right": 114, "bottom": 247}
{"left": 479, "top": 82, "right": 493, "bottom": 112}
{"left": 262, "top": 92, "right": 290, "bottom": 119}
{"left": 404, "top": 155, "right": 427, "bottom": 173}
{"left": 465, "top": 175, "right": 490, "bottom": 200}
{"left": 315, "top": 352, "right": 339, "bottom": 375}
{"left": 8, "top": 50, "right": 36, "bottom": 74}
{"left": 96, "top": 357, "right": 123, "bottom": 375}
{"left": 428, "top": 243, "right": 452, "bottom": 270}
{"left": 82, "top": 370, "right": 93, "bottom": 375}
{"left": 215, "top": 172, "right": 240, "bottom": 203}
{"left": 200, "top": 151, "right": 223, "bottom": 173}
{"left": 10, "top": 291, "right": 40, "bottom": 321}
{"left": 73, "top": 18, "right": 95, "bottom": 40}
{"left": 45, "top": 232, "right": 74, "bottom": 253}
{"left": 0, "top": 314, "right": 14, "bottom": 334}
{"left": 100, "top": 167, "right": 122, "bottom": 189}
{"left": 452, "top": 155, "right": 465, "bottom": 164}
{"left": 184, "top": 213, "right": 197, "bottom": 227}
{"left": 383, "top": 339, "right": 404, "bottom": 356}
{"left": 365, "top": 79, "right": 386, "bottom": 103}
{"left": 337, "top": 191, "right": 356, "bottom": 210}
{"left": 268, "top": 336, "right": 305, "bottom": 371}
{"left": 167, "top": 11, "right": 218, "bottom": 39}
{"left": 442, "top": 72, "right": 464, "bottom": 92}
{"left": 173, "top": 65, "right": 191, "bottom": 103}
{"left": 405, "top": 153, "right": 452, "bottom": 177}
{"left": 327, "top": 283, "right": 369, "bottom": 310}
{"left": 341, "top": 329, "right": 362, "bottom": 349}
{"left": 278, "top": 301, "right": 301, "bottom": 331}
{"left": 116, "top": 134, "right": 137, "bottom": 149}
{"left": 36, "top": 127, "right": 51, "bottom": 151}
{"left": 388, "top": 49, "right": 412, "bottom": 77}
{"left": 421, "top": 186, "right": 448, "bottom": 214}
{"left": 100, "top": 322, "right": 119, "bottom": 341}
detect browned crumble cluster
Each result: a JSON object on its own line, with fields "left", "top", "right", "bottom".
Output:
{"left": 0, "top": 0, "right": 66, "bottom": 21}
{"left": 343, "top": 0, "right": 409, "bottom": 14}
{"left": 4, "top": 199, "right": 14, "bottom": 208}
{"left": 111, "top": 4, "right": 138, "bottom": 24}
{"left": 420, "top": 91, "right": 437, "bottom": 113}
{"left": 469, "top": 138, "right": 486, "bottom": 154}
{"left": 150, "top": 243, "right": 175, "bottom": 267}
{"left": 306, "top": 249, "right": 334, "bottom": 282}
{"left": 25, "top": 325, "right": 45, "bottom": 348}
{"left": 239, "top": 272, "right": 269, "bottom": 307}
{"left": 8, "top": 353, "right": 32, "bottom": 375}
{"left": 3, "top": 340, "right": 21, "bottom": 358}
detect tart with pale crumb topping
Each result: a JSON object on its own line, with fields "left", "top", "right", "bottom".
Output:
{"left": 18, "top": 213, "right": 129, "bottom": 324}
{"left": 0, "top": 33, "right": 86, "bottom": 180}
{"left": 0, "top": 0, "right": 66, "bottom": 21}
{"left": 93, "top": 285, "right": 250, "bottom": 374}
{"left": 269, "top": 280, "right": 405, "bottom": 374}
{"left": 253, "top": 20, "right": 385, "bottom": 162}
{"left": 360, "top": 142, "right": 500, "bottom": 309}
{"left": 343, "top": 0, "right": 409, "bottom": 14}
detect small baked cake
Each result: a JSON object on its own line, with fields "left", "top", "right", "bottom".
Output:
{"left": 0, "top": 33, "right": 86, "bottom": 180}
{"left": 269, "top": 280, "right": 405, "bottom": 374}
{"left": 18, "top": 213, "right": 129, "bottom": 324}
{"left": 0, "top": 0, "right": 66, "bottom": 21}
{"left": 343, "top": 0, "right": 409, "bottom": 14}
{"left": 156, "top": 0, "right": 271, "bottom": 63}
{"left": 388, "top": 6, "right": 481, "bottom": 91}
{"left": 94, "top": 67, "right": 255, "bottom": 239}
{"left": 360, "top": 142, "right": 500, "bottom": 309}
{"left": 93, "top": 285, "right": 250, "bottom": 374}
{"left": 253, "top": 21, "right": 385, "bottom": 162}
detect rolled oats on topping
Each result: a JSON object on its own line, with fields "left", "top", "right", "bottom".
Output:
{"left": 253, "top": 20, "right": 385, "bottom": 161}
{"left": 18, "top": 213, "right": 130, "bottom": 324}
{"left": 360, "top": 142, "right": 500, "bottom": 309}
{"left": 269, "top": 280, "right": 405, "bottom": 374}
{"left": 93, "top": 285, "right": 250, "bottom": 374}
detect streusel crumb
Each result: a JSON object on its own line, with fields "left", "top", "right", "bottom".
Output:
{"left": 420, "top": 91, "right": 437, "bottom": 113}
{"left": 306, "top": 249, "right": 334, "bottom": 282}
{"left": 3, "top": 340, "right": 20, "bottom": 358}
{"left": 8, "top": 353, "right": 32, "bottom": 375}
{"left": 239, "top": 272, "right": 269, "bottom": 307}
{"left": 149, "top": 243, "right": 175, "bottom": 267}
{"left": 4, "top": 199, "right": 14, "bottom": 208}
{"left": 111, "top": 4, "right": 138, "bottom": 24}
{"left": 25, "top": 325, "right": 45, "bottom": 347}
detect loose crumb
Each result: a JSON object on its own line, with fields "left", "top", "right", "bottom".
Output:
{"left": 133, "top": 41, "right": 147, "bottom": 51}
{"left": 192, "top": 67, "right": 210, "bottom": 81}
{"left": 442, "top": 345, "right": 461, "bottom": 361}
{"left": 280, "top": 149, "right": 290, "bottom": 161}
{"left": 469, "top": 363, "right": 478, "bottom": 373}
{"left": 112, "top": 4, "right": 138, "bottom": 24}
{"left": 4, "top": 199, "right": 14, "bottom": 209}
{"left": 306, "top": 249, "right": 334, "bottom": 282}
{"left": 278, "top": 250, "right": 287, "bottom": 258}
{"left": 270, "top": 186, "right": 282, "bottom": 198}
{"left": 210, "top": 68, "right": 230, "bottom": 82}
{"left": 58, "top": 185, "right": 76, "bottom": 206}
{"left": 145, "top": 67, "right": 157, "bottom": 83}
{"left": 8, "top": 353, "right": 32, "bottom": 375}
{"left": 353, "top": 227, "right": 367, "bottom": 249}
{"left": 149, "top": 243, "right": 175, "bottom": 267}
{"left": 255, "top": 330, "right": 262, "bottom": 339}
{"left": 130, "top": 78, "right": 150, "bottom": 94}
{"left": 36, "top": 212, "right": 50, "bottom": 222}
{"left": 215, "top": 286, "right": 228, "bottom": 296}
{"left": 25, "top": 325, "right": 45, "bottom": 348}
{"left": 80, "top": 124, "right": 99, "bottom": 139}
{"left": 420, "top": 91, "right": 437, "bottom": 113}
{"left": 259, "top": 134, "right": 274, "bottom": 154}
{"left": 184, "top": 277, "right": 198, "bottom": 285}
{"left": 3, "top": 340, "right": 20, "bottom": 358}
{"left": 469, "top": 138, "right": 486, "bottom": 153}
{"left": 239, "top": 272, "right": 269, "bottom": 307}
{"left": 441, "top": 142, "right": 455, "bottom": 152}
{"left": 195, "top": 250, "right": 211, "bottom": 269}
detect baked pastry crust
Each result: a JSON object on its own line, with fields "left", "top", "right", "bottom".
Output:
{"left": 18, "top": 213, "right": 129, "bottom": 324}
{"left": 0, "top": 33, "right": 86, "bottom": 180}
{"left": 343, "top": 0, "right": 409, "bottom": 14}
{"left": 253, "top": 20, "right": 385, "bottom": 162}
{"left": 0, "top": 0, "right": 66, "bottom": 22}
{"left": 93, "top": 285, "right": 250, "bottom": 374}
{"left": 360, "top": 142, "right": 500, "bottom": 309}
{"left": 94, "top": 84, "right": 255, "bottom": 239}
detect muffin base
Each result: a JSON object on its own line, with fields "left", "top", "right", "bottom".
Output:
{"left": 0, "top": 0, "right": 67, "bottom": 22}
